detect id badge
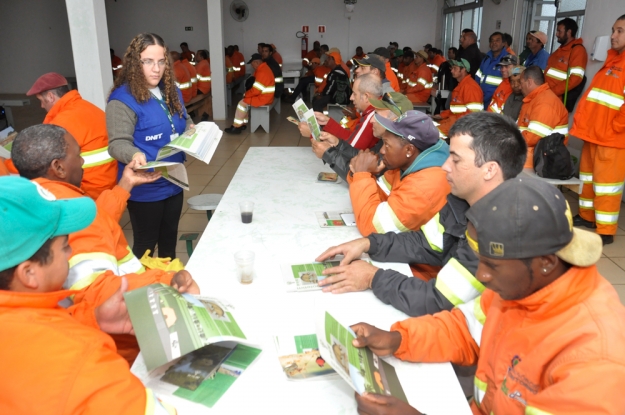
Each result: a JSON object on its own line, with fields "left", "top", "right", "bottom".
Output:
{"left": 170, "top": 133, "right": 179, "bottom": 141}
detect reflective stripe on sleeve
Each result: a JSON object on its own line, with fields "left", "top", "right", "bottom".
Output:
{"left": 176, "top": 82, "right": 191, "bottom": 89}
{"left": 475, "top": 69, "right": 484, "bottom": 82}
{"left": 527, "top": 121, "right": 553, "bottom": 137}
{"left": 569, "top": 67, "right": 585, "bottom": 78}
{"left": 545, "top": 67, "right": 568, "bottom": 81}
{"left": 240, "top": 61, "right": 245, "bottom": 66}
{"left": 525, "top": 406, "right": 554, "bottom": 415}
{"left": 450, "top": 105, "right": 467, "bottom": 114}
{"left": 586, "top": 88, "right": 625, "bottom": 111}
{"left": 466, "top": 102, "right": 483, "bottom": 112}
{"left": 190, "top": 77, "right": 197, "bottom": 83}
{"left": 198, "top": 75, "right": 211, "bottom": 81}
{"left": 552, "top": 124, "right": 569, "bottom": 136}
{"left": 473, "top": 375, "right": 488, "bottom": 407}
{"left": 593, "top": 182, "right": 624, "bottom": 196}
{"left": 66, "top": 252, "right": 118, "bottom": 290}
{"left": 420, "top": 213, "right": 444, "bottom": 252}
{"left": 315, "top": 77, "right": 323, "bottom": 83}
{"left": 372, "top": 201, "right": 410, "bottom": 234}
{"left": 253, "top": 81, "right": 266, "bottom": 92}
{"left": 81, "top": 147, "right": 114, "bottom": 168}
{"left": 376, "top": 175, "right": 392, "bottom": 196}
{"left": 457, "top": 296, "right": 486, "bottom": 347}
{"left": 488, "top": 101, "right": 502, "bottom": 114}
{"left": 417, "top": 77, "right": 428, "bottom": 86}
{"left": 117, "top": 246, "right": 145, "bottom": 275}
{"left": 435, "top": 258, "right": 485, "bottom": 306}
{"left": 275, "top": 77, "right": 284, "bottom": 83}
{"left": 262, "top": 85, "right": 276, "bottom": 94}
{"left": 484, "top": 75, "right": 502, "bottom": 86}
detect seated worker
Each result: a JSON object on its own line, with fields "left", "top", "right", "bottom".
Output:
{"left": 347, "top": 110, "right": 450, "bottom": 236}
{"left": 503, "top": 66, "right": 525, "bottom": 120}
{"left": 373, "top": 47, "right": 400, "bottom": 92}
{"left": 348, "top": 46, "right": 366, "bottom": 67}
{"left": 170, "top": 51, "right": 193, "bottom": 103}
{"left": 225, "top": 46, "right": 236, "bottom": 84}
{"left": 524, "top": 31, "right": 550, "bottom": 70}
{"left": 303, "top": 40, "right": 321, "bottom": 69}
{"left": 111, "top": 48, "right": 123, "bottom": 79}
{"left": 426, "top": 48, "right": 446, "bottom": 82}
{"left": 312, "top": 50, "right": 351, "bottom": 112}
{"left": 225, "top": 53, "right": 275, "bottom": 134}
{"left": 181, "top": 54, "right": 198, "bottom": 98}
{"left": 315, "top": 113, "right": 526, "bottom": 316}
{"left": 399, "top": 50, "right": 414, "bottom": 91}
{"left": 518, "top": 65, "right": 569, "bottom": 168}
{"left": 0, "top": 176, "right": 200, "bottom": 414}
{"left": 286, "top": 57, "right": 324, "bottom": 102}
{"left": 180, "top": 41, "right": 195, "bottom": 63}
{"left": 307, "top": 92, "right": 413, "bottom": 182}
{"left": 433, "top": 58, "right": 483, "bottom": 138}
{"left": 403, "top": 50, "right": 433, "bottom": 104}
{"left": 486, "top": 55, "right": 517, "bottom": 114}
{"left": 26, "top": 72, "right": 117, "bottom": 199}
{"left": 232, "top": 44, "right": 246, "bottom": 79}
{"left": 350, "top": 177, "right": 625, "bottom": 415}
{"left": 503, "top": 32, "right": 515, "bottom": 55}
{"left": 313, "top": 58, "right": 331, "bottom": 95}
{"left": 261, "top": 43, "right": 284, "bottom": 99}
{"left": 475, "top": 31, "right": 509, "bottom": 107}
{"left": 354, "top": 54, "right": 394, "bottom": 94}
{"left": 195, "top": 49, "right": 213, "bottom": 121}
{"left": 393, "top": 49, "right": 404, "bottom": 84}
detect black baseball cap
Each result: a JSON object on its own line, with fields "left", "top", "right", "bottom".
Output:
{"left": 354, "top": 54, "right": 386, "bottom": 73}
{"left": 465, "top": 177, "right": 602, "bottom": 267}
{"left": 372, "top": 47, "right": 390, "bottom": 59}
{"left": 247, "top": 53, "right": 262, "bottom": 63}
{"left": 374, "top": 110, "right": 440, "bottom": 151}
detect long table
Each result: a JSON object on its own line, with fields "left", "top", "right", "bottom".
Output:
{"left": 137, "top": 147, "right": 471, "bottom": 414}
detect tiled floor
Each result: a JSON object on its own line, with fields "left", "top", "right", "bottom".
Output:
{"left": 5, "top": 91, "right": 625, "bottom": 305}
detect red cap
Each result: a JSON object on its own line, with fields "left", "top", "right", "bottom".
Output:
{"left": 26, "top": 73, "right": 68, "bottom": 96}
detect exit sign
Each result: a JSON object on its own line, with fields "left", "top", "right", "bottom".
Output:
{"left": 185, "top": 26, "right": 193, "bottom": 31}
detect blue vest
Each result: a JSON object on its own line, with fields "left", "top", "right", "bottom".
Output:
{"left": 475, "top": 50, "right": 509, "bottom": 106}
{"left": 109, "top": 85, "right": 187, "bottom": 202}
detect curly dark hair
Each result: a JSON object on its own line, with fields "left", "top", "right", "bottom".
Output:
{"left": 111, "top": 32, "right": 184, "bottom": 117}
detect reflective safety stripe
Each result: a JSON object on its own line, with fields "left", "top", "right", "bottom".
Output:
{"left": 176, "top": 82, "right": 191, "bottom": 89}
{"left": 450, "top": 105, "right": 467, "bottom": 113}
{"left": 198, "top": 75, "right": 211, "bottom": 81}
{"left": 473, "top": 375, "right": 488, "bottom": 407}
{"left": 586, "top": 88, "right": 625, "bottom": 111}
{"left": 376, "top": 175, "right": 392, "bottom": 196}
{"left": 545, "top": 67, "right": 568, "bottom": 81}
{"left": 315, "top": 77, "right": 323, "bottom": 83}
{"left": 435, "top": 258, "right": 485, "bottom": 306}
{"left": 81, "top": 147, "right": 114, "bottom": 168}
{"left": 407, "top": 80, "right": 417, "bottom": 87}
{"left": 262, "top": 86, "right": 276, "bottom": 94}
{"left": 237, "top": 103, "right": 248, "bottom": 112}
{"left": 275, "top": 77, "right": 284, "bottom": 83}
{"left": 117, "top": 247, "right": 145, "bottom": 275}
{"left": 145, "top": 388, "right": 177, "bottom": 415}
{"left": 484, "top": 75, "right": 502, "bottom": 86}
{"left": 475, "top": 69, "right": 484, "bottom": 82}
{"left": 303, "top": 58, "right": 310, "bottom": 64}
{"left": 324, "top": 74, "right": 328, "bottom": 79}
{"left": 113, "top": 65, "right": 123, "bottom": 70}
{"left": 466, "top": 102, "right": 483, "bottom": 112}
{"left": 232, "top": 66, "right": 241, "bottom": 72}
{"left": 579, "top": 197, "right": 594, "bottom": 209}
{"left": 526, "top": 406, "right": 554, "bottom": 415}
{"left": 579, "top": 171, "right": 593, "bottom": 182}
{"left": 489, "top": 101, "right": 502, "bottom": 114}
{"left": 253, "top": 81, "right": 266, "bottom": 92}
{"left": 420, "top": 213, "right": 444, "bottom": 252}
{"left": 190, "top": 77, "right": 197, "bottom": 83}
{"left": 391, "top": 67, "right": 398, "bottom": 73}
{"left": 458, "top": 296, "right": 485, "bottom": 347}
{"left": 279, "top": 63, "right": 282, "bottom": 67}
{"left": 552, "top": 124, "right": 569, "bottom": 136}
{"left": 429, "top": 64, "right": 440, "bottom": 72}
{"left": 227, "top": 67, "right": 235, "bottom": 73}
{"left": 233, "top": 117, "right": 246, "bottom": 126}
{"left": 595, "top": 210, "right": 620, "bottom": 225}
{"left": 527, "top": 121, "right": 553, "bottom": 138}
{"left": 66, "top": 252, "right": 118, "bottom": 290}
{"left": 594, "top": 182, "right": 624, "bottom": 195}
{"left": 372, "top": 201, "right": 410, "bottom": 233}
{"left": 417, "top": 77, "right": 428, "bottom": 86}
{"left": 569, "top": 66, "right": 585, "bottom": 78}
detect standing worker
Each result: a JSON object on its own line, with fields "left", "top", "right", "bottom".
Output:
{"left": 106, "top": 32, "right": 192, "bottom": 260}
{"left": 524, "top": 31, "right": 550, "bottom": 70}
{"left": 475, "top": 32, "right": 509, "bottom": 107}
{"left": 570, "top": 15, "right": 625, "bottom": 246}
{"left": 170, "top": 51, "right": 192, "bottom": 103}
{"left": 26, "top": 72, "right": 117, "bottom": 200}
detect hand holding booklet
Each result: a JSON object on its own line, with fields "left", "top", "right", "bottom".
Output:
{"left": 292, "top": 98, "right": 321, "bottom": 141}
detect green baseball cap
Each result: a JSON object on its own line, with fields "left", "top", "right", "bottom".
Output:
{"left": 451, "top": 58, "right": 471, "bottom": 72}
{"left": 369, "top": 92, "right": 413, "bottom": 117}
{"left": 0, "top": 177, "right": 96, "bottom": 272}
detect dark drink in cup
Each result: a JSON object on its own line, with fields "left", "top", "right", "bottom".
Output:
{"left": 241, "top": 212, "right": 253, "bottom": 223}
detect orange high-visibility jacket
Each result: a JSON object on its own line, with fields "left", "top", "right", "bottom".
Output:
{"left": 391, "top": 265, "right": 625, "bottom": 415}
{"left": 545, "top": 38, "right": 587, "bottom": 99}
{"left": 517, "top": 83, "right": 569, "bottom": 168}
{"left": 225, "top": 55, "right": 235, "bottom": 84}
{"left": 314, "top": 66, "right": 331, "bottom": 93}
{"left": 303, "top": 50, "right": 318, "bottom": 67}
{"left": 182, "top": 59, "right": 198, "bottom": 98}
{"left": 405, "top": 61, "right": 433, "bottom": 103}
{"left": 441, "top": 75, "right": 484, "bottom": 120}
{"left": 243, "top": 62, "right": 275, "bottom": 107}
{"left": 44, "top": 90, "right": 117, "bottom": 200}
{"left": 232, "top": 51, "right": 246, "bottom": 78}
{"left": 0, "top": 288, "right": 177, "bottom": 415}
{"left": 428, "top": 54, "right": 446, "bottom": 75}
{"left": 273, "top": 51, "right": 283, "bottom": 67}
{"left": 111, "top": 55, "right": 123, "bottom": 77}
{"left": 487, "top": 78, "right": 512, "bottom": 114}
{"left": 181, "top": 50, "right": 195, "bottom": 63}
{"left": 385, "top": 61, "right": 401, "bottom": 92}
{"left": 173, "top": 60, "right": 192, "bottom": 103}
{"left": 347, "top": 140, "right": 450, "bottom": 236}
{"left": 570, "top": 48, "right": 625, "bottom": 149}
{"left": 196, "top": 59, "right": 212, "bottom": 94}
{"left": 0, "top": 157, "right": 10, "bottom": 176}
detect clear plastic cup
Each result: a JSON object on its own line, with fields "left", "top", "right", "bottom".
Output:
{"left": 240, "top": 201, "right": 254, "bottom": 224}
{"left": 234, "top": 250, "right": 255, "bottom": 284}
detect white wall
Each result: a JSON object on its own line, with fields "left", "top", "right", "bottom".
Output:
{"left": 0, "top": 0, "right": 75, "bottom": 93}
{"left": 480, "top": 0, "right": 526, "bottom": 53}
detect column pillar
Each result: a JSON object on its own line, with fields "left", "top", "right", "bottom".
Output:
{"left": 207, "top": 0, "right": 226, "bottom": 120}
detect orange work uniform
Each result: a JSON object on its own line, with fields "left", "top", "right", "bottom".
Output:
{"left": 225, "top": 55, "right": 235, "bottom": 84}
{"left": 428, "top": 55, "right": 446, "bottom": 77}
{"left": 232, "top": 51, "right": 246, "bottom": 79}
{"left": 517, "top": 83, "right": 569, "bottom": 168}
{"left": 347, "top": 140, "right": 450, "bottom": 236}
{"left": 571, "top": 48, "right": 625, "bottom": 235}
{"left": 545, "top": 38, "right": 587, "bottom": 100}
{"left": 44, "top": 90, "right": 117, "bottom": 199}
{"left": 0, "top": 287, "right": 177, "bottom": 415}
{"left": 314, "top": 65, "right": 331, "bottom": 94}
{"left": 486, "top": 78, "right": 512, "bottom": 114}
{"left": 385, "top": 61, "right": 401, "bottom": 92}
{"left": 181, "top": 59, "right": 198, "bottom": 98}
{"left": 243, "top": 62, "right": 275, "bottom": 107}
{"left": 173, "top": 60, "right": 192, "bottom": 103}
{"left": 303, "top": 50, "right": 318, "bottom": 67}
{"left": 196, "top": 59, "right": 212, "bottom": 94}
{"left": 273, "top": 50, "right": 283, "bottom": 67}
{"left": 437, "top": 75, "right": 484, "bottom": 137}
{"left": 181, "top": 50, "right": 195, "bottom": 63}
{"left": 111, "top": 54, "right": 123, "bottom": 78}
{"left": 405, "top": 61, "right": 433, "bottom": 104}
{"left": 392, "top": 265, "right": 625, "bottom": 415}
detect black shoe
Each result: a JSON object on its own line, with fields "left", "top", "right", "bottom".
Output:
{"left": 573, "top": 214, "right": 597, "bottom": 229}
{"left": 224, "top": 126, "right": 243, "bottom": 135}
{"left": 600, "top": 235, "right": 614, "bottom": 245}
{"left": 240, "top": 124, "right": 247, "bottom": 131}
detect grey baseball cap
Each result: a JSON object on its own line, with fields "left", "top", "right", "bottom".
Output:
{"left": 373, "top": 110, "right": 440, "bottom": 151}
{"left": 465, "top": 177, "right": 602, "bottom": 266}
{"left": 497, "top": 55, "right": 519, "bottom": 66}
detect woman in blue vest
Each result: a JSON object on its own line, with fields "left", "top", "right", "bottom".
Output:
{"left": 106, "top": 33, "right": 191, "bottom": 259}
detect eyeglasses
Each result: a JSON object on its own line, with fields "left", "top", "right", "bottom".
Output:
{"left": 140, "top": 59, "right": 167, "bottom": 68}
{"left": 382, "top": 93, "right": 402, "bottom": 115}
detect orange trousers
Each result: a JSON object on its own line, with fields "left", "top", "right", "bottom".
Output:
{"left": 579, "top": 142, "right": 625, "bottom": 235}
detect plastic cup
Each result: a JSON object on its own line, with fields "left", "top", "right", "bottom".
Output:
{"left": 234, "top": 250, "right": 255, "bottom": 284}
{"left": 240, "top": 201, "right": 254, "bottom": 224}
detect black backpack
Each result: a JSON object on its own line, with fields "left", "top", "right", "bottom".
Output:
{"left": 533, "top": 133, "right": 575, "bottom": 180}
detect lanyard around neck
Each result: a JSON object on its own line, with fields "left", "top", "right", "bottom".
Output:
{"left": 150, "top": 91, "right": 176, "bottom": 135}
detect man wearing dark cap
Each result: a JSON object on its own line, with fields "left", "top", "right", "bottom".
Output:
{"left": 26, "top": 72, "right": 117, "bottom": 200}
{"left": 373, "top": 47, "right": 400, "bottom": 92}
{"left": 486, "top": 54, "right": 518, "bottom": 114}
{"left": 349, "top": 176, "right": 625, "bottom": 415}
{"left": 354, "top": 54, "right": 394, "bottom": 94}
{"left": 403, "top": 50, "right": 433, "bottom": 104}
{"left": 475, "top": 31, "right": 510, "bottom": 107}
{"left": 345, "top": 110, "right": 450, "bottom": 237}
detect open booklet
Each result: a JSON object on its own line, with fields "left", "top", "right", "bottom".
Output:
{"left": 137, "top": 161, "right": 189, "bottom": 190}
{"left": 0, "top": 130, "right": 16, "bottom": 159}
{"left": 293, "top": 98, "right": 321, "bottom": 141}
{"left": 281, "top": 255, "right": 370, "bottom": 292}
{"left": 274, "top": 333, "right": 337, "bottom": 380}
{"left": 126, "top": 284, "right": 261, "bottom": 408}
{"left": 316, "top": 310, "right": 408, "bottom": 402}
{"left": 315, "top": 211, "right": 355, "bottom": 227}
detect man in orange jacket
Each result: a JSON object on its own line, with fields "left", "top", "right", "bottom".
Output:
{"left": 170, "top": 51, "right": 193, "bottom": 103}
{"left": 232, "top": 44, "right": 246, "bottom": 79}
{"left": 570, "top": 15, "right": 625, "bottom": 245}
{"left": 433, "top": 58, "right": 484, "bottom": 138}
{"left": 347, "top": 110, "right": 450, "bottom": 236}
{"left": 404, "top": 50, "right": 433, "bottom": 104}
{"left": 517, "top": 66, "right": 569, "bottom": 168}
{"left": 180, "top": 42, "right": 195, "bottom": 64}
{"left": 225, "top": 46, "right": 236, "bottom": 84}
{"left": 195, "top": 49, "right": 213, "bottom": 121}
{"left": 0, "top": 176, "right": 192, "bottom": 415}
{"left": 486, "top": 55, "right": 517, "bottom": 114}
{"left": 225, "top": 53, "right": 275, "bottom": 134}
{"left": 374, "top": 47, "right": 400, "bottom": 92}
{"left": 26, "top": 72, "right": 117, "bottom": 200}
{"left": 271, "top": 43, "right": 283, "bottom": 67}
{"left": 545, "top": 18, "right": 587, "bottom": 103}
{"left": 350, "top": 177, "right": 625, "bottom": 415}
{"left": 303, "top": 40, "right": 321, "bottom": 69}
{"left": 181, "top": 55, "right": 198, "bottom": 98}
